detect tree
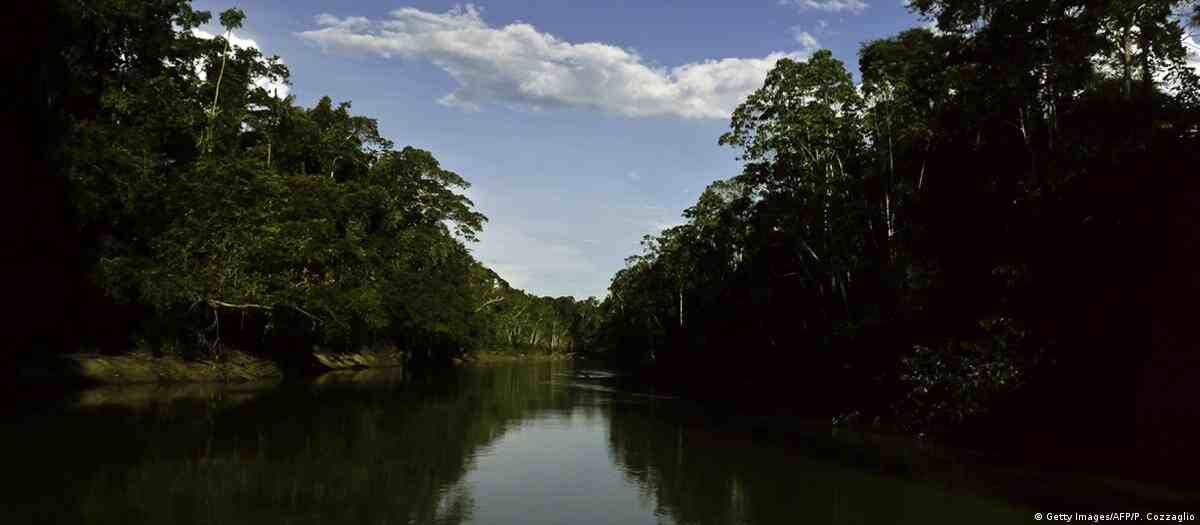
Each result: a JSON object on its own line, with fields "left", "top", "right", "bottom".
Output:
{"left": 596, "top": 0, "right": 1200, "bottom": 480}
{"left": 13, "top": 2, "right": 589, "bottom": 369}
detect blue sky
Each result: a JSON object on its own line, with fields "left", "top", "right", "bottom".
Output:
{"left": 186, "top": 0, "right": 936, "bottom": 299}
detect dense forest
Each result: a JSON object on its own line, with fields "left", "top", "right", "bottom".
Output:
{"left": 5, "top": 0, "right": 1199, "bottom": 485}
{"left": 3, "top": 0, "right": 599, "bottom": 369}
{"left": 590, "top": 0, "right": 1200, "bottom": 481}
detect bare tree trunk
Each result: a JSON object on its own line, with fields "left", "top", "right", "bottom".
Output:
{"left": 1122, "top": 25, "right": 1134, "bottom": 100}
{"left": 474, "top": 296, "right": 504, "bottom": 313}
{"left": 205, "top": 30, "right": 233, "bottom": 153}
{"left": 678, "top": 289, "right": 684, "bottom": 328}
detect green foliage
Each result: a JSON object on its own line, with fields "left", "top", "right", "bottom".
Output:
{"left": 595, "top": 0, "right": 1200, "bottom": 445}
{"left": 477, "top": 282, "right": 600, "bottom": 356}
{"left": 218, "top": 7, "right": 245, "bottom": 31}
{"left": 33, "top": 0, "right": 598, "bottom": 366}
{"left": 17, "top": 0, "right": 1200, "bottom": 468}
{"left": 897, "top": 316, "right": 1031, "bottom": 432}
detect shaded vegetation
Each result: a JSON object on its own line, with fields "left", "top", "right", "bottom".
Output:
{"left": 4, "top": 1, "right": 596, "bottom": 374}
{"left": 592, "top": 0, "right": 1200, "bottom": 483}
{"left": 6, "top": 0, "right": 1199, "bottom": 495}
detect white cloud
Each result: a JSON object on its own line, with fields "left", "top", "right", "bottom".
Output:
{"left": 193, "top": 29, "right": 289, "bottom": 98}
{"left": 626, "top": 170, "right": 641, "bottom": 181}
{"left": 314, "top": 13, "right": 341, "bottom": 26}
{"left": 778, "top": 0, "right": 870, "bottom": 13}
{"left": 297, "top": 5, "right": 807, "bottom": 119}
{"left": 792, "top": 28, "right": 821, "bottom": 52}
{"left": 1186, "top": 33, "right": 1200, "bottom": 76}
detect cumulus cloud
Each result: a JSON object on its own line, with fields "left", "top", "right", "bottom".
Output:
{"left": 792, "top": 28, "right": 821, "bottom": 52}
{"left": 778, "top": 0, "right": 870, "bottom": 13}
{"left": 314, "top": 13, "right": 341, "bottom": 27}
{"left": 193, "top": 29, "right": 289, "bottom": 98}
{"left": 297, "top": 5, "right": 806, "bottom": 119}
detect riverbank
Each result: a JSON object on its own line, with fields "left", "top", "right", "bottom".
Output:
{"left": 6, "top": 347, "right": 578, "bottom": 387}
{"left": 13, "top": 351, "right": 282, "bottom": 385}
{"left": 572, "top": 362, "right": 1194, "bottom": 512}
{"left": 458, "top": 351, "right": 574, "bottom": 364}
{"left": 10, "top": 346, "right": 407, "bottom": 386}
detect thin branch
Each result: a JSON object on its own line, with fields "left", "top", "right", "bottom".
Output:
{"left": 474, "top": 296, "right": 505, "bottom": 313}
{"left": 207, "top": 299, "right": 320, "bottom": 328}
{"left": 208, "top": 299, "right": 272, "bottom": 310}
{"left": 290, "top": 305, "right": 320, "bottom": 326}
{"left": 204, "top": 30, "right": 233, "bottom": 153}
{"left": 210, "top": 31, "right": 231, "bottom": 116}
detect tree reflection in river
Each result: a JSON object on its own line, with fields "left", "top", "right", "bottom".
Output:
{"left": 606, "top": 394, "right": 1032, "bottom": 524}
{"left": 3, "top": 363, "right": 1035, "bottom": 524}
{"left": 4, "top": 363, "right": 572, "bottom": 524}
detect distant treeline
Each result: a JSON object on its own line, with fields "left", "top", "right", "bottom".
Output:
{"left": 4, "top": 1, "right": 597, "bottom": 367}
{"left": 589, "top": 0, "right": 1200, "bottom": 481}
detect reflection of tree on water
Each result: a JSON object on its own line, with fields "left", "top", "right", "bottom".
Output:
{"left": 5, "top": 364, "right": 1037, "bottom": 524}
{"left": 605, "top": 405, "right": 1027, "bottom": 525}
{"left": 3, "top": 363, "right": 573, "bottom": 524}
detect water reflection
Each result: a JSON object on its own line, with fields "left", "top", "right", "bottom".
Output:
{"left": 607, "top": 404, "right": 1028, "bottom": 524}
{"left": 1, "top": 363, "right": 1029, "bottom": 524}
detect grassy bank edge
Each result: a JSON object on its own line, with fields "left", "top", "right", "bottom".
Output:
{"left": 10, "top": 348, "right": 576, "bottom": 385}
{"left": 12, "top": 348, "right": 408, "bottom": 386}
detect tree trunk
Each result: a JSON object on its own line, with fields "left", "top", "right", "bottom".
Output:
{"left": 678, "top": 289, "right": 684, "bottom": 328}
{"left": 1122, "top": 24, "right": 1134, "bottom": 100}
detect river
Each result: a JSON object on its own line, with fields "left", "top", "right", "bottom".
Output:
{"left": 4, "top": 361, "right": 1168, "bottom": 524}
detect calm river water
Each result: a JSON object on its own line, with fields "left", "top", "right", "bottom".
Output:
{"left": 3, "top": 362, "right": 1053, "bottom": 524}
